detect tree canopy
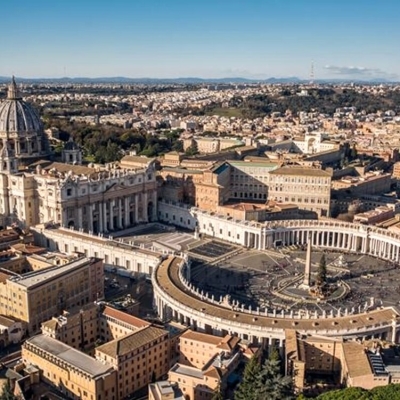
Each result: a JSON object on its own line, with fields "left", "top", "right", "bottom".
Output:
{"left": 235, "top": 350, "right": 294, "bottom": 400}
{"left": 299, "top": 383, "right": 400, "bottom": 400}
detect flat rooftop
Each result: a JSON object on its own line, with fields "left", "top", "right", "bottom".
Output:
{"left": 25, "top": 335, "right": 114, "bottom": 378}
{"left": 9, "top": 257, "right": 92, "bottom": 288}
{"left": 170, "top": 363, "right": 203, "bottom": 379}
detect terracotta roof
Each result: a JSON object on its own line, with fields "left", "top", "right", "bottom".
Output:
{"left": 203, "top": 366, "right": 222, "bottom": 379}
{"left": 0, "top": 271, "right": 13, "bottom": 283}
{"left": 96, "top": 325, "right": 168, "bottom": 358}
{"left": 120, "top": 155, "right": 155, "bottom": 165}
{"left": 342, "top": 342, "right": 372, "bottom": 378}
{"left": 11, "top": 243, "right": 46, "bottom": 255}
{"left": 217, "top": 335, "right": 240, "bottom": 351}
{"left": 42, "top": 161, "right": 96, "bottom": 176}
{"left": 269, "top": 167, "right": 331, "bottom": 177}
{"left": 181, "top": 330, "right": 222, "bottom": 345}
{"left": 102, "top": 306, "right": 150, "bottom": 329}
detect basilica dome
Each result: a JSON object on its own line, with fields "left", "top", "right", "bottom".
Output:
{"left": 0, "top": 77, "right": 42, "bottom": 135}
{"left": 0, "top": 77, "right": 50, "bottom": 163}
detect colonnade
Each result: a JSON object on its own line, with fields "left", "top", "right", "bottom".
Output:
{"left": 153, "top": 218, "right": 400, "bottom": 346}
{"left": 63, "top": 190, "right": 157, "bottom": 233}
{"left": 194, "top": 211, "right": 400, "bottom": 263}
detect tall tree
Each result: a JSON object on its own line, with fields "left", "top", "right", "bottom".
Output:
{"left": 317, "top": 254, "right": 327, "bottom": 287}
{"left": 258, "top": 348, "right": 294, "bottom": 400}
{"left": 0, "top": 382, "right": 17, "bottom": 400}
{"left": 235, "top": 355, "right": 262, "bottom": 400}
{"left": 211, "top": 384, "right": 224, "bottom": 400}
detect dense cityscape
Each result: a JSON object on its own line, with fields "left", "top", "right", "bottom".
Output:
{"left": 2, "top": 0, "right": 400, "bottom": 399}
{"left": 0, "top": 76, "right": 400, "bottom": 399}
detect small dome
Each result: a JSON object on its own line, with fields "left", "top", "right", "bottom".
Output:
{"left": 64, "top": 139, "right": 80, "bottom": 151}
{"left": 0, "top": 77, "right": 42, "bottom": 134}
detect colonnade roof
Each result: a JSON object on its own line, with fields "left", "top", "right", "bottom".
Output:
{"left": 155, "top": 256, "right": 399, "bottom": 334}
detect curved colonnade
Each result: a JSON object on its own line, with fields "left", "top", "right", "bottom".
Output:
{"left": 153, "top": 218, "right": 400, "bottom": 348}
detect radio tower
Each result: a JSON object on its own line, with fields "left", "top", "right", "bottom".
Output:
{"left": 310, "top": 61, "right": 315, "bottom": 85}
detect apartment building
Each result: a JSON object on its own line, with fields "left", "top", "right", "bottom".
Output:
{"left": 0, "top": 256, "right": 104, "bottom": 333}
{"left": 22, "top": 334, "right": 117, "bottom": 400}
{"left": 168, "top": 330, "right": 241, "bottom": 400}
{"left": 41, "top": 304, "right": 150, "bottom": 352}
{"left": 195, "top": 162, "right": 231, "bottom": 211}
{"left": 95, "top": 325, "right": 170, "bottom": 399}
{"left": 332, "top": 173, "right": 392, "bottom": 197}
{"left": 178, "top": 330, "right": 240, "bottom": 370}
{"left": 285, "top": 330, "right": 400, "bottom": 393}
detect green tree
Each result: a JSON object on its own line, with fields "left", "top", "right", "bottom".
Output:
{"left": 235, "top": 355, "right": 262, "bottom": 400}
{"left": 315, "top": 386, "right": 369, "bottom": 400}
{"left": 317, "top": 254, "right": 327, "bottom": 287}
{"left": 0, "top": 382, "right": 17, "bottom": 400}
{"left": 185, "top": 141, "right": 199, "bottom": 156}
{"left": 211, "top": 384, "right": 224, "bottom": 400}
{"left": 258, "top": 348, "right": 294, "bottom": 400}
{"left": 172, "top": 140, "right": 184, "bottom": 152}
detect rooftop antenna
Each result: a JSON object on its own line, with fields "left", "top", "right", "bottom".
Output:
{"left": 310, "top": 61, "right": 314, "bottom": 85}
{"left": 64, "top": 66, "right": 67, "bottom": 96}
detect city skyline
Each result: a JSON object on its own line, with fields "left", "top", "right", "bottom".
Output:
{"left": 2, "top": 0, "right": 399, "bottom": 80}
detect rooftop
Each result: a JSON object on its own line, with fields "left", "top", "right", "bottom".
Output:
{"left": 170, "top": 363, "right": 203, "bottom": 380}
{"left": 342, "top": 342, "right": 373, "bottom": 378}
{"left": 155, "top": 256, "right": 400, "bottom": 333}
{"left": 96, "top": 325, "right": 167, "bottom": 358}
{"left": 269, "top": 167, "right": 331, "bottom": 177}
{"left": 9, "top": 257, "right": 95, "bottom": 288}
{"left": 102, "top": 306, "right": 150, "bottom": 329}
{"left": 25, "top": 335, "right": 114, "bottom": 378}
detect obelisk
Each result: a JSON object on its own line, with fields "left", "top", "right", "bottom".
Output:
{"left": 302, "top": 233, "right": 312, "bottom": 288}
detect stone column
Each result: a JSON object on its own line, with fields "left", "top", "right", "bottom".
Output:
{"left": 152, "top": 190, "right": 157, "bottom": 220}
{"left": 135, "top": 194, "right": 139, "bottom": 223}
{"left": 143, "top": 192, "right": 148, "bottom": 222}
{"left": 302, "top": 233, "right": 312, "bottom": 288}
{"left": 103, "top": 202, "right": 108, "bottom": 231}
{"left": 26, "top": 139, "right": 32, "bottom": 155}
{"left": 392, "top": 319, "right": 397, "bottom": 343}
{"left": 124, "top": 197, "right": 129, "bottom": 228}
{"left": 15, "top": 140, "right": 20, "bottom": 154}
{"left": 61, "top": 209, "right": 68, "bottom": 227}
{"left": 88, "top": 204, "right": 93, "bottom": 232}
{"left": 98, "top": 203, "right": 104, "bottom": 232}
{"left": 109, "top": 200, "right": 114, "bottom": 230}
{"left": 117, "top": 198, "right": 123, "bottom": 229}
{"left": 347, "top": 234, "right": 352, "bottom": 251}
{"left": 77, "top": 207, "right": 83, "bottom": 229}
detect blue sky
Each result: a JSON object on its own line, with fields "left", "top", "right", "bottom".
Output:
{"left": 1, "top": 0, "right": 399, "bottom": 79}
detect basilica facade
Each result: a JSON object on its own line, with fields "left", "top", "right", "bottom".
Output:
{"left": 0, "top": 78, "right": 157, "bottom": 231}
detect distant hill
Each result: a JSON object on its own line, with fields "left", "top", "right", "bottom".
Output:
{"left": 0, "top": 76, "right": 397, "bottom": 85}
